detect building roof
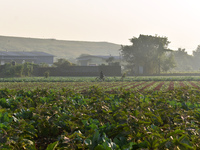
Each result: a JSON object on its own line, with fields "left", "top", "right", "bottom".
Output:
{"left": 77, "top": 55, "right": 121, "bottom": 60}
{"left": 0, "top": 51, "right": 54, "bottom": 57}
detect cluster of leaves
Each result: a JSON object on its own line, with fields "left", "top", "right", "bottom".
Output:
{"left": 0, "top": 87, "right": 200, "bottom": 149}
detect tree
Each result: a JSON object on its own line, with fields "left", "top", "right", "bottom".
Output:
{"left": 173, "top": 48, "right": 194, "bottom": 71}
{"left": 192, "top": 45, "right": 200, "bottom": 70}
{"left": 193, "top": 45, "right": 200, "bottom": 57}
{"left": 161, "top": 54, "right": 176, "bottom": 72}
{"left": 53, "top": 58, "right": 75, "bottom": 68}
{"left": 121, "top": 34, "right": 172, "bottom": 75}
{"left": 22, "top": 62, "right": 34, "bottom": 76}
{"left": 106, "top": 56, "right": 115, "bottom": 65}
{"left": 105, "top": 56, "right": 120, "bottom": 66}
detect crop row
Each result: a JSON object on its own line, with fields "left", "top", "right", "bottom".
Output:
{"left": 1, "top": 76, "right": 200, "bottom": 82}
{"left": 0, "top": 81, "right": 200, "bottom": 92}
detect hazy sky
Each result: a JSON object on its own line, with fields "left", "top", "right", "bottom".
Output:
{"left": 1, "top": 0, "right": 200, "bottom": 54}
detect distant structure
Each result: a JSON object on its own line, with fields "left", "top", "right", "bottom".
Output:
{"left": 76, "top": 55, "right": 121, "bottom": 66}
{"left": 0, "top": 51, "right": 54, "bottom": 65}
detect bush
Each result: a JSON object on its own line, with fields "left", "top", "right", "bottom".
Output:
{"left": 1, "top": 62, "right": 37, "bottom": 77}
{"left": 44, "top": 71, "right": 50, "bottom": 78}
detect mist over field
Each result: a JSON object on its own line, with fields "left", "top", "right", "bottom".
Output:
{"left": 1, "top": 34, "right": 200, "bottom": 75}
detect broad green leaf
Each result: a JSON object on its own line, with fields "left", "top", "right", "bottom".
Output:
{"left": 46, "top": 141, "right": 59, "bottom": 150}
{"left": 94, "top": 145, "right": 110, "bottom": 150}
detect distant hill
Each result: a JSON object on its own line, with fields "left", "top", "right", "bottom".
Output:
{"left": 0, "top": 36, "right": 121, "bottom": 62}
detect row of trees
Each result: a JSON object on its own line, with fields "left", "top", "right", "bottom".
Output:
{"left": 0, "top": 62, "right": 36, "bottom": 77}
{"left": 0, "top": 58, "right": 76, "bottom": 77}
{"left": 174, "top": 47, "right": 200, "bottom": 71}
{"left": 121, "top": 35, "right": 176, "bottom": 75}
{"left": 120, "top": 34, "right": 200, "bottom": 74}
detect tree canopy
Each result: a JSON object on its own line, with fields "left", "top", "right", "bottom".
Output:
{"left": 121, "top": 34, "right": 175, "bottom": 74}
{"left": 192, "top": 45, "right": 200, "bottom": 70}
{"left": 53, "top": 58, "right": 75, "bottom": 68}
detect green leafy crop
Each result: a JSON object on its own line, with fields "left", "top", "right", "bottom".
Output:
{"left": 0, "top": 86, "right": 200, "bottom": 149}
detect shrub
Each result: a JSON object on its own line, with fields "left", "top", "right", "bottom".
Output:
{"left": 44, "top": 71, "right": 50, "bottom": 78}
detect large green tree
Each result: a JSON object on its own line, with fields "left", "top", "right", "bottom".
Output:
{"left": 121, "top": 34, "right": 173, "bottom": 75}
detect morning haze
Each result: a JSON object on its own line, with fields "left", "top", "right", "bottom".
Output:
{"left": 1, "top": 0, "right": 200, "bottom": 54}
{"left": 2, "top": 1, "right": 200, "bottom": 149}
{"left": 1, "top": 0, "right": 200, "bottom": 73}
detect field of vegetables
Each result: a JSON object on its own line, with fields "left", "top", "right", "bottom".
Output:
{"left": 1, "top": 77, "right": 200, "bottom": 149}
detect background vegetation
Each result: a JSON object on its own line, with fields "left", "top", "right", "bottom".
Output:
{"left": 1, "top": 34, "right": 200, "bottom": 74}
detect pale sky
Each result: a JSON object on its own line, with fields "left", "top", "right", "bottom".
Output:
{"left": 1, "top": 0, "right": 200, "bottom": 54}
